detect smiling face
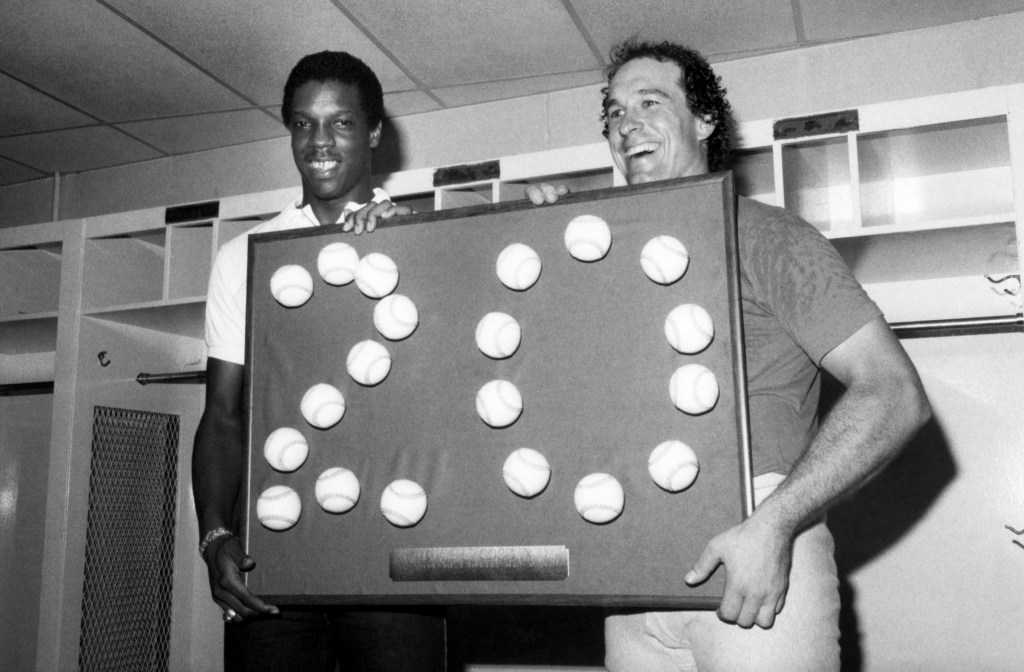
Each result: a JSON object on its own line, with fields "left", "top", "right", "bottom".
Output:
{"left": 289, "top": 79, "right": 381, "bottom": 223}
{"left": 604, "top": 57, "right": 715, "bottom": 185}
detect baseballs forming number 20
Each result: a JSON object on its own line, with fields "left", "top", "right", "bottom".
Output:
{"left": 301, "top": 383, "right": 346, "bottom": 429}
{"left": 564, "top": 215, "right": 612, "bottom": 262}
{"left": 476, "top": 379, "right": 523, "bottom": 428}
{"left": 380, "top": 479, "right": 428, "bottom": 527}
{"left": 316, "top": 467, "right": 361, "bottom": 513}
{"left": 262, "top": 427, "right": 309, "bottom": 473}
{"left": 496, "top": 243, "right": 542, "bottom": 291}
{"left": 503, "top": 447, "right": 551, "bottom": 498}
{"left": 347, "top": 340, "right": 392, "bottom": 386}
{"left": 670, "top": 364, "right": 720, "bottom": 415}
{"left": 257, "top": 485, "right": 302, "bottom": 531}
{"left": 270, "top": 264, "right": 314, "bottom": 307}
{"left": 574, "top": 473, "right": 624, "bottom": 524}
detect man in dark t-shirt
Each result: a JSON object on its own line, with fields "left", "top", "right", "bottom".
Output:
{"left": 530, "top": 38, "right": 930, "bottom": 672}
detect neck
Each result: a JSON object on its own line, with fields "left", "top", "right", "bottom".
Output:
{"left": 303, "top": 185, "right": 374, "bottom": 225}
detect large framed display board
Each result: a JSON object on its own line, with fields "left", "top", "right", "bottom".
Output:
{"left": 243, "top": 173, "right": 752, "bottom": 607}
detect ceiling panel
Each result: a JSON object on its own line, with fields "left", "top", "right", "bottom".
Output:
{"left": 384, "top": 91, "right": 443, "bottom": 118}
{"left": 0, "top": 75, "right": 97, "bottom": 136}
{"left": 342, "top": 0, "right": 600, "bottom": 87}
{"left": 0, "top": 0, "right": 248, "bottom": 121}
{"left": 102, "top": 0, "right": 416, "bottom": 105}
{"left": 435, "top": 71, "right": 605, "bottom": 108}
{"left": 800, "top": 0, "right": 1024, "bottom": 42}
{"left": 116, "top": 110, "right": 287, "bottom": 155}
{"left": 571, "top": 0, "right": 799, "bottom": 60}
{"left": 0, "top": 127, "right": 164, "bottom": 174}
{"left": 0, "top": 157, "right": 47, "bottom": 186}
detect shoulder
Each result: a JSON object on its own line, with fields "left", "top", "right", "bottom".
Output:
{"left": 215, "top": 204, "right": 310, "bottom": 268}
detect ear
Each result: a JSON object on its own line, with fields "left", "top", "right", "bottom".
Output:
{"left": 695, "top": 115, "right": 716, "bottom": 142}
{"left": 369, "top": 122, "right": 382, "bottom": 149}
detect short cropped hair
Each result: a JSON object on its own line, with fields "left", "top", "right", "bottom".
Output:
{"left": 601, "top": 39, "right": 733, "bottom": 172}
{"left": 281, "top": 51, "right": 385, "bottom": 128}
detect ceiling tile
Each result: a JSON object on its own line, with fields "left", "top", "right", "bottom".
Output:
{"left": 0, "top": 0, "right": 249, "bottom": 121}
{"left": 103, "top": 0, "right": 415, "bottom": 106}
{"left": 0, "top": 74, "right": 97, "bottom": 136}
{"left": 434, "top": 71, "right": 605, "bottom": 108}
{"left": 116, "top": 110, "right": 287, "bottom": 155}
{"left": 570, "top": 0, "right": 798, "bottom": 60}
{"left": 800, "top": 0, "right": 1024, "bottom": 42}
{"left": 342, "top": 0, "right": 600, "bottom": 87}
{"left": 0, "top": 126, "right": 164, "bottom": 174}
{"left": 0, "top": 156, "right": 47, "bottom": 187}
{"left": 384, "top": 91, "right": 442, "bottom": 117}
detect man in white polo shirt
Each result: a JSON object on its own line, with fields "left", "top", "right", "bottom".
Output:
{"left": 193, "top": 50, "right": 444, "bottom": 672}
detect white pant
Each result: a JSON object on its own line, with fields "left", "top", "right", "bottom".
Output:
{"left": 604, "top": 474, "right": 841, "bottom": 672}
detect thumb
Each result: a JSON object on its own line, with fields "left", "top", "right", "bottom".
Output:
{"left": 685, "top": 545, "right": 722, "bottom": 585}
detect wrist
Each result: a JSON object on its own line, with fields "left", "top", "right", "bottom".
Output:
{"left": 199, "top": 526, "right": 234, "bottom": 560}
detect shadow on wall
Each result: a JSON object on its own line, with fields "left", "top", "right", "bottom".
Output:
{"left": 375, "top": 116, "right": 408, "bottom": 176}
{"left": 819, "top": 372, "right": 957, "bottom": 672}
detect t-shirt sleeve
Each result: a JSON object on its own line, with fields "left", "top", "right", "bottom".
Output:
{"left": 204, "top": 242, "right": 248, "bottom": 366}
{"left": 742, "top": 205, "right": 882, "bottom": 365}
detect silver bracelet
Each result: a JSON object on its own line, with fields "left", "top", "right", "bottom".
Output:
{"left": 199, "top": 527, "right": 234, "bottom": 560}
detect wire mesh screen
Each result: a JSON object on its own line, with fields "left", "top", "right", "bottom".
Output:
{"left": 79, "top": 406, "right": 179, "bottom": 672}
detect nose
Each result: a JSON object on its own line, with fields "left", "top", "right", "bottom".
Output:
{"left": 617, "top": 108, "right": 642, "bottom": 136}
{"left": 311, "top": 123, "right": 335, "bottom": 148}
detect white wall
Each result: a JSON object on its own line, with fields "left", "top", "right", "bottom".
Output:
{"left": 4, "top": 12, "right": 1024, "bottom": 225}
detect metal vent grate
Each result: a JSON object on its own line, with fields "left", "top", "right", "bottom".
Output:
{"left": 79, "top": 406, "right": 179, "bottom": 672}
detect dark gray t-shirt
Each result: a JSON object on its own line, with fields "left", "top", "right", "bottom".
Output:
{"left": 736, "top": 197, "right": 882, "bottom": 475}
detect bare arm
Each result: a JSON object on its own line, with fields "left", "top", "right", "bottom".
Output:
{"left": 686, "top": 316, "right": 931, "bottom": 627}
{"left": 192, "top": 357, "right": 278, "bottom": 619}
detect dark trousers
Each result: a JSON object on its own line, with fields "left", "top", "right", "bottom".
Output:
{"left": 225, "top": 607, "right": 446, "bottom": 672}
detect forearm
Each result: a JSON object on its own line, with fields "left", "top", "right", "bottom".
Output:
{"left": 754, "top": 371, "right": 930, "bottom": 536}
{"left": 192, "top": 408, "right": 246, "bottom": 537}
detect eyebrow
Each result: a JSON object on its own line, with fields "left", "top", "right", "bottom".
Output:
{"left": 604, "top": 87, "right": 673, "bottom": 111}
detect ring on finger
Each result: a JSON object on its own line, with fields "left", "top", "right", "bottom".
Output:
{"left": 224, "top": 608, "right": 237, "bottom": 622}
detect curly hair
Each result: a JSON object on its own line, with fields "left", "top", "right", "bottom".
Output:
{"left": 601, "top": 39, "right": 733, "bottom": 172}
{"left": 281, "top": 51, "right": 384, "bottom": 129}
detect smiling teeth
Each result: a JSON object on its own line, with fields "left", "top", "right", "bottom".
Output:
{"left": 627, "top": 143, "right": 657, "bottom": 157}
{"left": 311, "top": 160, "right": 338, "bottom": 170}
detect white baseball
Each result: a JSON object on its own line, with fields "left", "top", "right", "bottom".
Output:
{"left": 355, "top": 252, "right": 399, "bottom": 298}
{"left": 347, "top": 340, "right": 392, "bottom": 386}
{"left": 496, "top": 243, "right": 542, "bottom": 291}
{"left": 380, "top": 479, "right": 428, "bottom": 527}
{"left": 564, "top": 214, "right": 612, "bottom": 261}
{"left": 502, "top": 448, "right": 551, "bottom": 498}
{"left": 475, "top": 379, "right": 523, "bottom": 428}
{"left": 475, "top": 312, "right": 521, "bottom": 359}
{"left": 665, "top": 303, "right": 715, "bottom": 354}
{"left": 256, "top": 485, "right": 301, "bottom": 531}
{"left": 315, "top": 467, "right": 361, "bottom": 513}
{"left": 641, "top": 235, "right": 689, "bottom": 284}
{"left": 301, "top": 383, "right": 346, "bottom": 429}
{"left": 317, "top": 242, "right": 359, "bottom": 286}
{"left": 574, "top": 473, "right": 624, "bottom": 524}
{"left": 270, "top": 264, "right": 314, "bottom": 307}
{"left": 670, "top": 364, "right": 720, "bottom": 415}
{"left": 374, "top": 294, "right": 419, "bottom": 340}
{"left": 648, "top": 440, "right": 700, "bottom": 492}
{"left": 262, "top": 427, "right": 309, "bottom": 473}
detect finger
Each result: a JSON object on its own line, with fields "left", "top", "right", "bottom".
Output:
{"left": 754, "top": 601, "right": 778, "bottom": 629}
{"left": 526, "top": 186, "right": 544, "bottom": 205}
{"left": 715, "top": 587, "right": 743, "bottom": 624}
{"left": 342, "top": 212, "right": 355, "bottom": 233}
{"left": 541, "top": 184, "right": 559, "bottom": 203}
{"left": 365, "top": 211, "right": 379, "bottom": 233}
{"left": 685, "top": 546, "right": 721, "bottom": 586}
{"left": 556, "top": 184, "right": 570, "bottom": 196}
